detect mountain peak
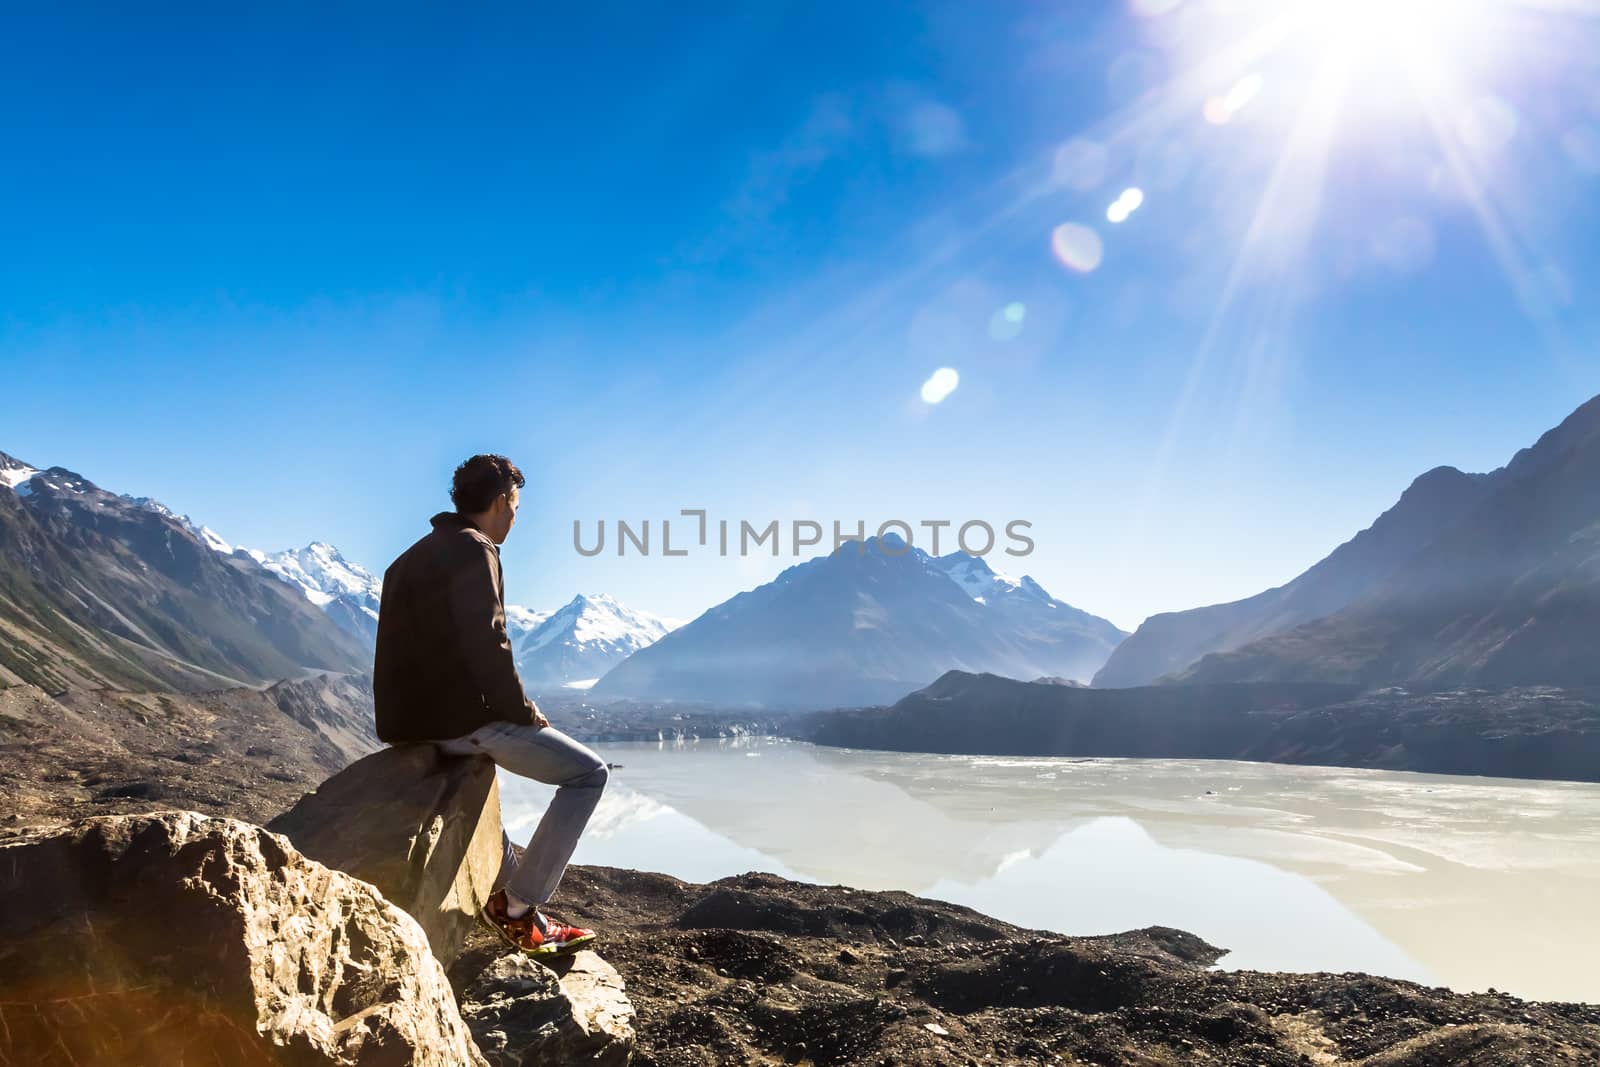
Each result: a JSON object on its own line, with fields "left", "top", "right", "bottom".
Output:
{"left": 591, "top": 531, "right": 1125, "bottom": 706}
{"left": 1499, "top": 392, "right": 1600, "bottom": 484}
{"left": 0, "top": 451, "right": 40, "bottom": 490}
{"left": 930, "top": 548, "right": 1030, "bottom": 603}
{"left": 513, "top": 593, "right": 678, "bottom": 690}
{"left": 246, "top": 541, "right": 383, "bottom": 641}
{"left": 936, "top": 548, "right": 997, "bottom": 574}
{"left": 25, "top": 467, "right": 100, "bottom": 495}
{"left": 827, "top": 531, "right": 926, "bottom": 561}
{"left": 195, "top": 526, "right": 234, "bottom": 554}
{"left": 1395, "top": 465, "right": 1485, "bottom": 506}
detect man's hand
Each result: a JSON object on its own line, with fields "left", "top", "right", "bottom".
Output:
{"left": 530, "top": 702, "right": 550, "bottom": 729}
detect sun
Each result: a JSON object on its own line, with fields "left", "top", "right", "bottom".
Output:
{"left": 1082, "top": 0, "right": 1593, "bottom": 496}
{"left": 1296, "top": 0, "right": 1478, "bottom": 46}
{"left": 1170, "top": 0, "right": 1507, "bottom": 110}
{"left": 1288, "top": 0, "right": 1499, "bottom": 92}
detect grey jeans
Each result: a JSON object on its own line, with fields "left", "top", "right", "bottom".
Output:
{"left": 432, "top": 720, "right": 609, "bottom": 907}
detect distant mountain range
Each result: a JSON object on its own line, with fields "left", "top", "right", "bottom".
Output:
{"left": 0, "top": 453, "right": 367, "bottom": 692}
{"left": 222, "top": 548, "right": 681, "bottom": 690}
{"left": 106, "top": 487, "right": 389, "bottom": 650}
{"left": 1096, "top": 393, "right": 1600, "bottom": 689}
{"left": 588, "top": 532, "right": 1127, "bottom": 709}
{"left": 0, "top": 451, "right": 681, "bottom": 696}
{"left": 17, "top": 392, "right": 1594, "bottom": 710}
{"left": 1093, "top": 465, "right": 1492, "bottom": 686}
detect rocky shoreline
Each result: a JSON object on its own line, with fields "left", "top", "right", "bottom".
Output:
{"left": 6, "top": 679, "right": 1600, "bottom": 1064}
{"left": 505, "top": 862, "right": 1600, "bottom": 1066}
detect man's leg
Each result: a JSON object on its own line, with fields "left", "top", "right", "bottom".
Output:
{"left": 449, "top": 720, "right": 609, "bottom": 908}
{"left": 433, "top": 735, "right": 521, "bottom": 891}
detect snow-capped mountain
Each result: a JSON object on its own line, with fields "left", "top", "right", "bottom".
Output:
{"left": 0, "top": 453, "right": 39, "bottom": 490}
{"left": 121, "top": 496, "right": 236, "bottom": 555}
{"left": 506, "top": 605, "right": 554, "bottom": 663}
{"left": 927, "top": 550, "right": 1126, "bottom": 652}
{"left": 5, "top": 448, "right": 681, "bottom": 684}
{"left": 163, "top": 516, "right": 673, "bottom": 682}
{"left": 931, "top": 550, "right": 1024, "bottom": 603}
{"left": 514, "top": 593, "right": 683, "bottom": 692}
{"left": 179, "top": 524, "right": 671, "bottom": 680}
{"left": 245, "top": 543, "right": 385, "bottom": 645}
{"left": 114, "top": 496, "right": 383, "bottom": 647}
{"left": 589, "top": 533, "right": 1126, "bottom": 709}
{"left": 11, "top": 460, "right": 239, "bottom": 562}
{"left": 0, "top": 450, "right": 367, "bottom": 691}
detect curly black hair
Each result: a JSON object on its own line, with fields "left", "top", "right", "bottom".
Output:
{"left": 450, "top": 454, "right": 526, "bottom": 514}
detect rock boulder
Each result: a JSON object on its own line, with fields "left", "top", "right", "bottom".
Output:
{"left": 269, "top": 742, "right": 504, "bottom": 968}
{"left": 458, "top": 950, "right": 636, "bottom": 1066}
{"left": 0, "top": 810, "right": 487, "bottom": 1066}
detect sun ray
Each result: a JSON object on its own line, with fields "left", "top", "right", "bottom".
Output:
{"left": 669, "top": 0, "right": 1598, "bottom": 471}
{"left": 1410, "top": 58, "right": 1581, "bottom": 369}
{"left": 662, "top": 12, "right": 1310, "bottom": 441}
{"left": 1122, "top": 48, "right": 1352, "bottom": 563}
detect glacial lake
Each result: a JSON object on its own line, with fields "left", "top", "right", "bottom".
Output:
{"left": 496, "top": 736, "right": 1600, "bottom": 1005}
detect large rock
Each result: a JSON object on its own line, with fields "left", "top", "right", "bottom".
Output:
{"left": 458, "top": 951, "right": 636, "bottom": 1066}
{"left": 268, "top": 743, "right": 504, "bottom": 969}
{"left": 0, "top": 811, "right": 487, "bottom": 1066}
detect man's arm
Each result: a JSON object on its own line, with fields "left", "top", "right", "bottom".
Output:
{"left": 445, "top": 540, "right": 540, "bottom": 725}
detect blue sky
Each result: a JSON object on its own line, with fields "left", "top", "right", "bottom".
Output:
{"left": 3, "top": 2, "right": 1598, "bottom": 631}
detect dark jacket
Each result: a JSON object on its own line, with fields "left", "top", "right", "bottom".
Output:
{"left": 373, "top": 511, "right": 536, "bottom": 743}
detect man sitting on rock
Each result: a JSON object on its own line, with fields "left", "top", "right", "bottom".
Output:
{"left": 374, "top": 452, "right": 608, "bottom": 957}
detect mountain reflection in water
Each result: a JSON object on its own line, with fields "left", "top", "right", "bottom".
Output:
{"left": 497, "top": 736, "right": 1600, "bottom": 1003}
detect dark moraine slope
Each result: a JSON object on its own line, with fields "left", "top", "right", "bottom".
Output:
{"left": 801, "top": 670, "right": 1600, "bottom": 783}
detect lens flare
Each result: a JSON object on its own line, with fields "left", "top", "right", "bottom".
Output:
{"left": 988, "top": 302, "right": 1027, "bottom": 341}
{"left": 920, "top": 367, "right": 961, "bottom": 404}
{"left": 1051, "top": 223, "right": 1105, "bottom": 272}
{"left": 1205, "top": 73, "right": 1264, "bottom": 124}
{"left": 1107, "top": 187, "right": 1146, "bottom": 223}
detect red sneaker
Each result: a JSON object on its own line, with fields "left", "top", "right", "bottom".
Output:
{"left": 481, "top": 888, "right": 598, "bottom": 957}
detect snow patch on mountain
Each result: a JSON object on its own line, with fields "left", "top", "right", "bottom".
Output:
{"left": 0, "top": 454, "right": 39, "bottom": 490}
{"left": 195, "top": 526, "right": 234, "bottom": 554}
{"left": 117, "top": 494, "right": 235, "bottom": 553}
{"left": 506, "top": 605, "right": 554, "bottom": 631}
{"left": 932, "top": 550, "right": 1027, "bottom": 602}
